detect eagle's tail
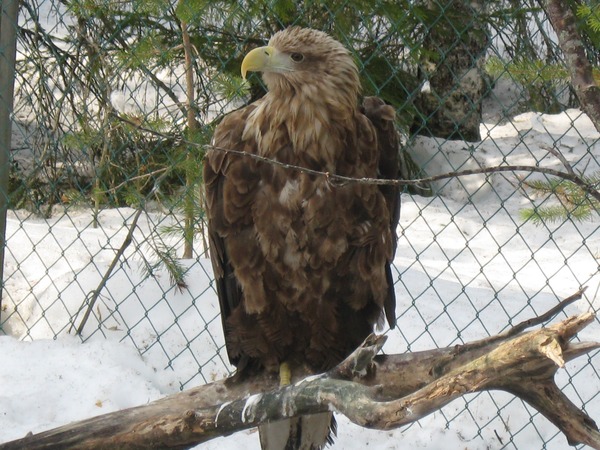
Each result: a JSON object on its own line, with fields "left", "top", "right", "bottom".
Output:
{"left": 259, "top": 412, "right": 336, "bottom": 450}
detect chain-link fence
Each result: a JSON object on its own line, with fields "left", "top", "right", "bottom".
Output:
{"left": 1, "top": 0, "right": 599, "bottom": 448}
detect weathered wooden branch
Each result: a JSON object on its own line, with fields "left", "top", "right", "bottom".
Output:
{"left": 1, "top": 289, "right": 599, "bottom": 450}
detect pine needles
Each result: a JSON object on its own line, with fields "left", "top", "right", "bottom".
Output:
{"left": 520, "top": 173, "right": 600, "bottom": 225}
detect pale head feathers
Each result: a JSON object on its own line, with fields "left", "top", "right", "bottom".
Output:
{"left": 242, "top": 27, "right": 363, "bottom": 164}
{"left": 264, "top": 27, "right": 360, "bottom": 111}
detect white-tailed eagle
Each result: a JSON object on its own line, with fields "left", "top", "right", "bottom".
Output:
{"left": 204, "top": 26, "right": 401, "bottom": 450}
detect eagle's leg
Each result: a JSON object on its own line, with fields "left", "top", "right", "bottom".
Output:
{"left": 260, "top": 360, "right": 332, "bottom": 449}
{"left": 279, "top": 361, "right": 291, "bottom": 386}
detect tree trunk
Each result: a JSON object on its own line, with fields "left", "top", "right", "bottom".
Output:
{"left": 180, "top": 17, "right": 197, "bottom": 259}
{"left": 544, "top": 0, "right": 600, "bottom": 132}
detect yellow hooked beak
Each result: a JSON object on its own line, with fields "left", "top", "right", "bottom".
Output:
{"left": 241, "top": 46, "right": 282, "bottom": 79}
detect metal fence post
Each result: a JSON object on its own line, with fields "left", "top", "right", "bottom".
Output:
{"left": 0, "top": 0, "right": 19, "bottom": 318}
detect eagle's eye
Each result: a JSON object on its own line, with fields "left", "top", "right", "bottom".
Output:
{"left": 290, "top": 52, "right": 304, "bottom": 62}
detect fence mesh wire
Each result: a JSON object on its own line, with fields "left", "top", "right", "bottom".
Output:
{"left": 1, "top": 0, "right": 600, "bottom": 448}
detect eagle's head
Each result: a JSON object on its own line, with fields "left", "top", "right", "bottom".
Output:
{"left": 241, "top": 27, "right": 360, "bottom": 112}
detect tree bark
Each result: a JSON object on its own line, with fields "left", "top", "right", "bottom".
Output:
{"left": 544, "top": 0, "right": 600, "bottom": 132}
{"left": 0, "top": 291, "right": 598, "bottom": 450}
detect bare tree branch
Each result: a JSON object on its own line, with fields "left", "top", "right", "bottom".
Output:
{"left": 112, "top": 113, "right": 600, "bottom": 206}
{"left": 204, "top": 144, "right": 600, "bottom": 204}
{"left": 501, "top": 286, "right": 586, "bottom": 338}
{"left": 70, "top": 208, "right": 144, "bottom": 335}
{"left": 2, "top": 291, "right": 599, "bottom": 450}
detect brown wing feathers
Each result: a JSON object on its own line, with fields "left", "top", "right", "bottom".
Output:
{"left": 205, "top": 107, "right": 399, "bottom": 372}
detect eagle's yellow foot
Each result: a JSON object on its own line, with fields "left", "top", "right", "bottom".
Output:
{"left": 279, "top": 361, "right": 291, "bottom": 386}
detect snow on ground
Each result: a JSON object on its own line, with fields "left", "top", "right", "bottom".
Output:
{"left": 1, "top": 109, "right": 600, "bottom": 449}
